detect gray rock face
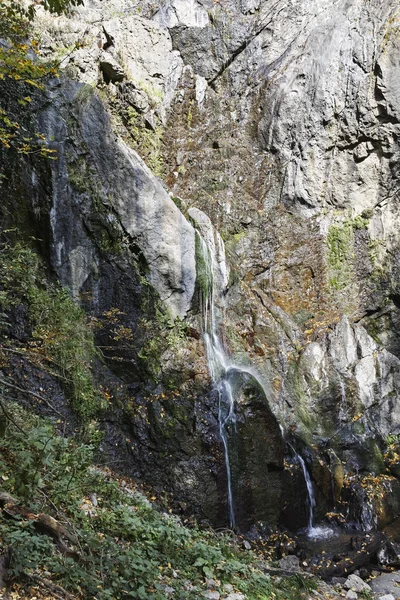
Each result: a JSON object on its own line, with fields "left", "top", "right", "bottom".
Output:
{"left": 278, "top": 555, "right": 300, "bottom": 571}
{"left": 42, "top": 81, "right": 196, "bottom": 318}
{"left": 37, "top": 1, "right": 183, "bottom": 123}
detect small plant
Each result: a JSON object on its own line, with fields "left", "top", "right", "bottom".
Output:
{"left": 326, "top": 221, "right": 354, "bottom": 290}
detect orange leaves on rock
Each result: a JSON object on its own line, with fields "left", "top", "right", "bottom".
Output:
{"left": 0, "top": 0, "right": 59, "bottom": 156}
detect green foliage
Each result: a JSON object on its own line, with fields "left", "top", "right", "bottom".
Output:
{"left": 0, "top": 521, "right": 56, "bottom": 577}
{"left": 0, "top": 243, "right": 102, "bottom": 421}
{"left": 138, "top": 306, "right": 188, "bottom": 380}
{"left": 102, "top": 90, "right": 165, "bottom": 178}
{"left": 326, "top": 221, "right": 354, "bottom": 290}
{"left": 124, "top": 105, "right": 164, "bottom": 177}
{"left": 0, "top": 0, "right": 84, "bottom": 154}
{"left": 36, "top": 0, "right": 84, "bottom": 14}
{"left": 0, "top": 403, "right": 316, "bottom": 599}
{"left": 0, "top": 1, "right": 59, "bottom": 156}
{"left": 327, "top": 214, "right": 373, "bottom": 291}
{"left": 194, "top": 231, "right": 213, "bottom": 299}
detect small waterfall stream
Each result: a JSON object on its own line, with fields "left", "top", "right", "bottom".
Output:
{"left": 286, "top": 438, "right": 336, "bottom": 539}
{"left": 191, "top": 209, "right": 277, "bottom": 529}
{"left": 192, "top": 216, "right": 237, "bottom": 527}
{"left": 296, "top": 451, "right": 316, "bottom": 532}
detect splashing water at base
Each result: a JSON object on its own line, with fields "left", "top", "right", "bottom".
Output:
{"left": 286, "top": 438, "right": 336, "bottom": 539}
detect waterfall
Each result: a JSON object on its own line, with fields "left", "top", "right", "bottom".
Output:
{"left": 218, "top": 379, "right": 236, "bottom": 527}
{"left": 286, "top": 438, "right": 316, "bottom": 534}
{"left": 286, "top": 438, "right": 336, "bottom": 539}
{"left": 191, "top": 215, "right": 237, "bottom": 527}
{"left": 190, "top": 207, "right": 281, "bottom": 530}
{"left": 296, "top": 452, "right": 316, "bottom": 532}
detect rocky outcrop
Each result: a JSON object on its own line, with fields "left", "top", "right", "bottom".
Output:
{"left": 40, "top": 80, "right": 196, "bottom": 318}
{"left": 4, "top": 0, "right": 400, "bottom": 532}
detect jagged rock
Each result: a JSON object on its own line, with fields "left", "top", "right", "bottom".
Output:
{"left": 40, "top": 81, "right": 196, "bottom": 319}
{"left": 345, "top": 592, "right": 358, "bottom": 600}
{"left": 99, "top": 51, "right": 125, "bottom": 83}
{"left": 153, "top": 0, "right": 209, "bottom": 29}
{"left": 379, "top": 595, "right": 396, "bottom": 600}
{"left": 36, "top": 3, "right": 184, "bottom": 122}
{"left": 240, "top": 0, "right": 260, "bottom": 14}
{"left": 12, "top": 0, "right": 400, "bottom": 535}
{"left": 118, "top": 81, "right": 150, "bottom": 112}
{"left": 203, "top": 591, "right": 220, "bottom": 600}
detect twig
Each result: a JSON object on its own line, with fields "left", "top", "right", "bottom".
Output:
{"left": 0, "top": 376, "right": 64, "bottom": 418}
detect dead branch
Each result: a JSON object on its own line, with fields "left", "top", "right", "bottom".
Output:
{"left": 0, "top": 376, "right": 64, "bottom": 419}
{"left": 23, "top": 572, "right": 75, "bottom": 600}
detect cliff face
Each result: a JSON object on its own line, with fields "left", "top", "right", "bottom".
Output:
{"left": 2, "top": 0, "right": 400, "bottom": 531}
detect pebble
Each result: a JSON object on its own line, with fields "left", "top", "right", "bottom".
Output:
{"left": 345, "top": 591, "right": 358, "bottom": 600}
{"left": 163, "top": 586, "right": 175, "bottom": 595}
{"left": 379, "top": 595, "right": 396, "bottom": 600}
{"left": 225, "top": 594, "right": 245, "bottom": 600}
{"left": 223, "top": 584, "right": 234, "bottom": 593}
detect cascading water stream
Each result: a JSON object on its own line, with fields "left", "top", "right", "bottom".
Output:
{"left": 195, "top": 230, "right": 237, "bottom": 527}
{"left": 296, "top": 452, "right": 316, "bottom": 532}
{"left": 218, "top": 379, "right": 236, "bottom": 527}
{"left": 192, "top": 209, "right": 286, "bottom": 530}
{"left": 285, "top": 437, "right": 336, "bottom": 539}
{"left": 286, "top": 438, "right": 316, "bottom": 534}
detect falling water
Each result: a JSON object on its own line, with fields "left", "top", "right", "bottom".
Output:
{"left": 286, "top": 438, "right": 316, "bottom": 533}
{"left": 285, "top": 437, "right": 336, "bottom": 539}
{"left": 194, "top": 226, "right": 237, "bottom": 527}
{"left": 296, "top": 452, "right": 316, "bottom": 532}
{"left": 191, "top": 208, "right": 281, "bottom": 529}
{"left": 218, "top": 379, "right": 236, "bottom": 527}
